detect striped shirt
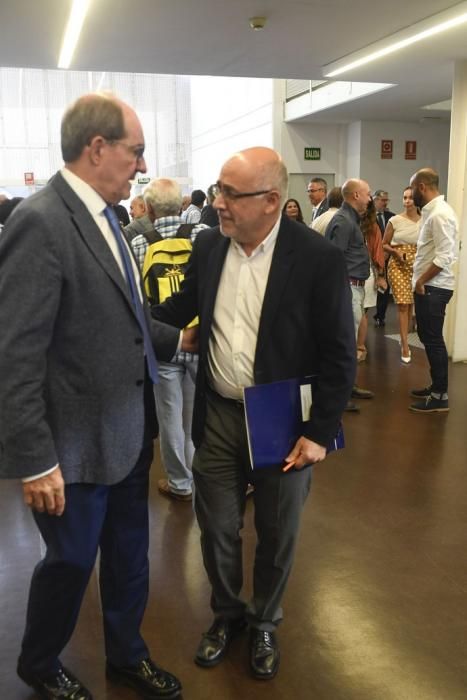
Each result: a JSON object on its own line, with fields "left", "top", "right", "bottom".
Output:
{"left": 131, "top": 216, "right": 209, "bottom": 362}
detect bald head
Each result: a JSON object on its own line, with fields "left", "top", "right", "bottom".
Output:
{"left": 410, "top": 167, "right": 440, "bottom": 208}
{"left": 411, "top": 168, "right": 439, "bottom": 189}
{"left": 224, "top": 147, "right": 288, "bottom": 204}
{"left": 215, "top": 147, "right": 288, "bottom": 253}
{"left": 342, "top": 178, "right": 372, "bottom": 215}
{"left": 130, "top": 195, "right": 146, "bottom": 219}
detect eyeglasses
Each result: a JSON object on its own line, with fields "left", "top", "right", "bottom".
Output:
{"left": 106, "top": 139, "right": 145, "bottom": 161}
{"left": 213, "top": 182, "right": 272, "bottom": 201}
{"left": 307, "top": 187, "right": 324, "bottom": 194}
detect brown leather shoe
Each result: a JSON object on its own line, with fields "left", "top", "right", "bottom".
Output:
{"left": 194, "top": 617, "right": 247, "bottom": 667}
{"left": 157, "top": 478, "right": 192, "bottom": 502}
{"left": 17, "top": 661, "right": 93, "bottom": 699}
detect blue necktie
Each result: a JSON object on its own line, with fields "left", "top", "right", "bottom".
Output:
{"left": 378, "top": 213, "right": 385, "bottom": 234}
{"left": 104, "top": 205, "right": 159, "bottom": 383}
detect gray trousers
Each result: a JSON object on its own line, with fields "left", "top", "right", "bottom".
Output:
{"left": 193, "top": 389, "right": 312, "bottom": 632}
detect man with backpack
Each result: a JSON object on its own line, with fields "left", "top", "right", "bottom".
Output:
{"left": 131, "top": 178, "right": 208, "bottom": 500}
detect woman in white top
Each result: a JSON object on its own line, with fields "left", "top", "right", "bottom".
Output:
{"left": 383, "top": 187, "right": 420, "bottom": 363}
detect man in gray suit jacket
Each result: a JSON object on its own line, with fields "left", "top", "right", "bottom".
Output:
{"left": 0, "top": 94, "right": 190, "bottom": 700}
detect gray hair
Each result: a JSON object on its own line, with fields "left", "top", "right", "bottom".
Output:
{"left": 61, "top": 92, "right": 125, "bottom": 163}
{"left": 144, "top": 178, "right": 183, "bottom": 217}
{"left": 258, "top": 159, "right": 289, "bottom": 205}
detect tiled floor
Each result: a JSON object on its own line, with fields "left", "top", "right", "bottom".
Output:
{"left": 2, "top": 304, "right": 467, "bottom": 699}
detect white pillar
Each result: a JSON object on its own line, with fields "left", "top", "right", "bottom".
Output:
{"left": 446, "top": 61, "right": 467, "bottom": 361}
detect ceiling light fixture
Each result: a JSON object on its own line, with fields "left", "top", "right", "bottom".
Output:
{"left": 58, "top": 0, "right": 91, "bottom": 69}
{"left": 324, "top": 8, "right": 467, "bottom": 78}
{"left": 249, "top": 16, "right": 267, "bottom": 30}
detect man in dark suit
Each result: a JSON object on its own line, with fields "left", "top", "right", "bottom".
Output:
{"left": 153, "top": 147, "right": 356, "bottom": 680}
{"left": 307, "top": 176, "right": 329, "bottom": 224}
{"left": 0, "top": 94, "right": 190, "bottom": 700}
{"left": 373, "top": 189, "right": 395, "bottom": 326}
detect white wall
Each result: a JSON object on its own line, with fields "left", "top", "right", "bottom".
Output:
{"left": 359, "top": 120, "right": 450, "bottom": 200}
{"left": 277, "top": 121, "right": 347, "bottom": 185}
{"left": 347, "top": 121, "right": 362, "bottom": 178}
{"left": 276, "top": 117, "right": 450, "bottom": 201}
{"left": 191, "top": 76, "right": 273, "bottom": 190}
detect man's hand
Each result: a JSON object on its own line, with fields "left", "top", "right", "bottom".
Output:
{"left": 23, "top": 467, "right": 65, "bottom": 516}
{"left": 376, "top": 276, "right": 388, "bottom": 292}
{"left": 181, "top": 326, "right": 199, "bottom": 353}
{"left": 283, "top": 437, "right": 326, "bottom": 471}
{"left": 415, "top": 279, "right": 425, "bottom": 295}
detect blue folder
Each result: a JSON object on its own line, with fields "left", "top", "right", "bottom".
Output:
{"left": 243, "top": 377, "right": 344, "bottom": 470}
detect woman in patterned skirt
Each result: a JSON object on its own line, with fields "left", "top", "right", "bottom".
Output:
{"left": 383, "top": 187, "right": 421, "bottom": 363}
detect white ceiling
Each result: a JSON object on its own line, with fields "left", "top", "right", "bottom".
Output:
{"left": 1, "top": 0, "right": 467, "bottom": 123}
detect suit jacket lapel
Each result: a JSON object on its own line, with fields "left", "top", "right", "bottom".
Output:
{"left": 255, "top": 218, "right": 295, "bottom": 360}
{"left": 51, "top": 173, "right": 134, "bottom": 309}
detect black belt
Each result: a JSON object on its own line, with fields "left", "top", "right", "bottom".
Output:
{"left": 207, "top": 386, "right": 244, "bottom": 410}
{"left": 349, "top": 277, "right": 366, "bottom": 287}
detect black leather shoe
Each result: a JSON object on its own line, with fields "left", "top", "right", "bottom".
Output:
{"left": 194, "top": 616, "right": 247, "bottom": 667}
{"left": 249, "top": 629, "right": 280, "bottom": 680}
{"left": 351, "top": 385, "right": 374, "bottom": 399}
{"left": 17, "top": 661, "right": 93, "bottom": 699}
{"left": 344, "top": 401, "right": 360, "bottom": 413}
{"left": 106, "top": 658, "right": 181, "bottom": 699}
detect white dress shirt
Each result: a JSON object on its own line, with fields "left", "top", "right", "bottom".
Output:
{"left": 207, "top": 217, "right": 281, "bottom": 400}
{"left": 412, "top": 195, "right": 458, "bottom": 291}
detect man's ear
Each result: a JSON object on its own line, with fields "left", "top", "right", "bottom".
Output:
{"left": 146, "top": 201, "right": 156, "bottom": 222}
{"left": 264, "top": 189, "right": 281, "bottom": 213}
{"left": 88, "top": 135, "right": 107, "bottom": 165}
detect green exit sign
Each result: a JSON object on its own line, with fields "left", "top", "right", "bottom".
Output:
{"left": 304, "top": 147, "right": 321, "bottom": 161}
{"left": 138, "top": 176, "right": 150, "bottom": 184}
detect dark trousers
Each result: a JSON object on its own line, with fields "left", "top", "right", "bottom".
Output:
{"left": 375, "top": 260, "right": 390, "bottom": 321}
{"left": 415, "top": 285, "right": 453, "bottom": 394}
{"left": 20, "top": 444, "right": 153, "bottom": 676}
{"left": 193, "top": 390, "right": 312, "bottom": 632}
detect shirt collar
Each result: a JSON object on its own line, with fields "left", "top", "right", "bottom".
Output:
{"left": 231, "top": 214, "right": 281, "bottom": 257}
{"left": 342, "top": 201, "right": 361, "bottom": 222}
{"left": 422, "top": 194, "right": 444, "bottom": 214}
{"left": 61, "top": 167, "right": 108, "bottom": 217}
{"left": 154, "top": 215, "right": 182, "bottom": 228}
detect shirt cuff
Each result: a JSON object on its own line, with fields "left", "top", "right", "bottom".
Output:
{"left": 22, "top": 464, "right": 59, "bottom": 483}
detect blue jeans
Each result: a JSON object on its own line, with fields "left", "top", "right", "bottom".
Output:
{"left": 153, "top": 357, "right": 197, "bottom": 494}
{"left": 414, "top": 285, "right": 453, "bottom": 394}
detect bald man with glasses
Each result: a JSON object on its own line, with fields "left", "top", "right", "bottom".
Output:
{"left": 153, "top": 147, "right": 355, "bottom": 681}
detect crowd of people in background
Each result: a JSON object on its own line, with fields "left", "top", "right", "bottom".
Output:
{"left": 280, "top": 170, "right": 458, "bottom": 414}
{"left": 1, "top": 166, "right": 458, "bottom": 418}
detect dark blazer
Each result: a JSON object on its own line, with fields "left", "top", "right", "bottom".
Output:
{"left": 200, "top": 204, "right": 219, "bottom": 228}
{"left": 376, "top": 209, "right": 395, "bottom": 235}
{"left": 154, "top": 215, "right": 356, "bottom": 449}
{"left": 0, "top": 172, "right": 179, "bottom": 483}
{"left": 312, "top": 198, "right": 329, "bottom": 221}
